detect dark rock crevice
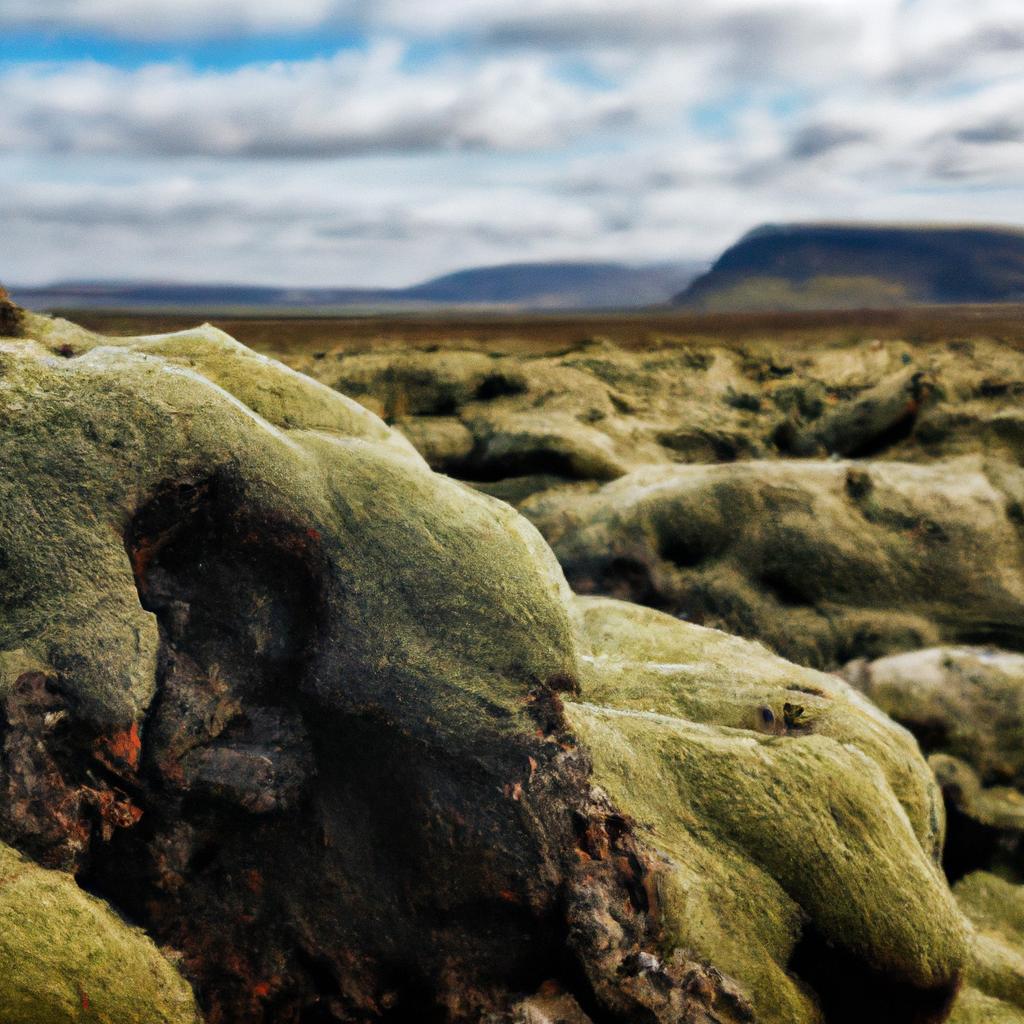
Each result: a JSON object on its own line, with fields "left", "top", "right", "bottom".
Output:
{"left": 52, "top": 473, "right": 742, "bottom": 1023}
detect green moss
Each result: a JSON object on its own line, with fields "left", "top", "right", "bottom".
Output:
{"left": 689, "top": 274, "right": 913, "bottom": 312}
{"left": 1, "top": 311, "right": 982, "bottom": 1022}
{"left": 567, "top": 597, "right": 966, "bottom": 1024}
{"left": 0, "top": 320, "right": 577, "bottom": 741}
{"left": 0, "top": 842, "right": 199, "bottom": 1024}
{"left": 0, "top": 649, "right": 52, "bottom": 702}
{"left": 949, "top": 872, "right": 1024, "bottom": 1023}
{"left": 930, "top": 755, "right": 1024, "bottom": 832}
{"left": 950, "top": 987, "right": 1024, "bottom": 1024}
{"left": 846, "top": 648, "right": 1024, "bottom": 787}
{"left": 524, "top": 458, "right": 1024, "bottom": 668}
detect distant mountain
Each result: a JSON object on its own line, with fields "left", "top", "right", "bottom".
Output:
{"left": 11, "top": 261, "right": 702, "bottom": 313}
{"left": 674, "top": 223, "right": 1024, "bottom": 311}
{"left": 401, "top": 262, "right": 696, "bottom": 308}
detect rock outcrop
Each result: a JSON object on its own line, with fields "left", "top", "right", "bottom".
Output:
{"left": 284, "top": 332, "right": 1024, "bottom": 494}
{"left": 520, "top": 460, "right": 1024, "bottom": 668}
{"left": 843, "top": 648, "right": 1024, "bottom": 881}
{"left": 950, "top": 872, "right": 1024, "bottom": 1023}
{"left": 843, "top": 645, "right": 1024, "bottom": 1024}
{"left": 0, "top": 305, "right": 973, "bottom": 1022}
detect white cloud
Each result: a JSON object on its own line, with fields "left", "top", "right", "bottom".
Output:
{"left": 0, "top": 45, "right": 636, "bottom": 157}
{"left": 0, "top": 0, "right": 345, "bottom": 38}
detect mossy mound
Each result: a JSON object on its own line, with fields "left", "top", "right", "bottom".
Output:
{"left": 843, "top": 647, "right": 1024, "bottom": 787}
{"left": 567, "top": 596, "right": 965, "bottom": 1024}
{"left": 521, "top": 459, "right": 1024, "bottom": 668}
{"left": 2, "top": 312, "right": 573, "bottom": 733}
{"left": 950, "top": 872, "right": 1024, "bottom": 1023}
{"left": 0, "top": 842, "right": 200, "bottom": 1024}
{"left": 843, "top": 647, "right": 1024, "bottom": 883}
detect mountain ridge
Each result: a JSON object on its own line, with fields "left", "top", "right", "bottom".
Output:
{"left": 674, "top": 222, "right": 1024, "bottom": 311}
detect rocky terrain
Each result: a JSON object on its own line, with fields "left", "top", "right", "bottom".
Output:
{"left": 674, "top": 224, "right": 1024, "bottom": 311}
{"left": 2, "top": 291, "right": 1024, "bottom": 1022}
{"left": 279, "top": 329, "right": 1024, "bottom": 666}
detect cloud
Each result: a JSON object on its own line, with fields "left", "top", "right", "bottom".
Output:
{"left": 787, "top": 123, "right": 875, "bottom": 160}
{"left": 2, "top": 0, "right": 1024, "bottom": 286}
{"left": 0, "top": 45, "right": 635, "bottom": 158}
{"left": 0, "top": 0, "right": 350, "bottom": 39}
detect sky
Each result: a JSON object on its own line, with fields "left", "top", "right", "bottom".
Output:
{"left": 1, "top": 0, "right": 1023, "bottom": 286}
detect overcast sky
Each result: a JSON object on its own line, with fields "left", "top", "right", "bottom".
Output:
{"left": 2, "top": 0, "right": 1023, "bottom": 286}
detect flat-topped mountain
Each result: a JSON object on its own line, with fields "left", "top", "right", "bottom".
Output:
{"left": 674, "top": 223, "right": 1024, "bottom": 310}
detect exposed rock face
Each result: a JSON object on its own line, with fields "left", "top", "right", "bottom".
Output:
{"left": 0, "top": 308, "right": 970, "bottom": 1022}
{"left": 521, "top": 460, "right": 1024, "bottom": 669}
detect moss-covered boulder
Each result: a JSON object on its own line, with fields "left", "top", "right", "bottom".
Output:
{"left": 0, "top": 841, "right": 200, "bottom": 1023}
{"left": 843, "top": 648, "right": 1024, "bottom": 882}
{"left": 0, "top": 306, "right": 971, "bottom": 1022}
{"left": 521, "top": 459, "right": 1024, "bottom": 668}
{"left": 569, "top": 596, "right": 964, "bottom": 1024}
{"left": 950, "top": 872, "right": 1024, "bottom": 1024}
{"left": 843, "top": 648, "right": 1024, "bottom": 788}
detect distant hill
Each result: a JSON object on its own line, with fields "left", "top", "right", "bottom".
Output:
{"left": 11, "top": 261, "right": 701, "bottom": 313}
{"left": 401, "top": 262, "right": 694, "bottom": 307}
{"left": 674, "top": 223, "right": 1024, "bottom": 311}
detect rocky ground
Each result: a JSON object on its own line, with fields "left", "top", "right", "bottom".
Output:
{"left": 2, "top": 294, "right": 1024, "bottom": 1022}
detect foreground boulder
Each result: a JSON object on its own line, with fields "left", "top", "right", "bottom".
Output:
{"left": 521, "top": 459, "right": 1024, "bottom": 668}
{"left": 0, "top": 306, "right": 971, "bottom": 1022}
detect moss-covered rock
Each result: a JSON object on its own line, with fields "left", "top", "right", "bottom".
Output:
{"left": 0, "top": 841, "right": 200, "bottom": 1023}
{"left": 950, "top": 872, "right": 1024, "bottom": 1023}
{"left": 0, "top": 307, "right": 975, "bottom": 1022}
{"left": 522, "top": 459, "right": 1024, "bottom": 668}
{"left": 843, "top": 647, "right": 1024, "bottom": 884}
{"left": 843, "top": 647, "right": 1024, "bottom": 787}
{"left": 567, "top": 596, "right": 965, "bottom": 1024}
{"left": 280, "top": 332, "right": 1024, "bottom": 481}
{"left": 1, "top": 315, "right": 573, "bottom": 733}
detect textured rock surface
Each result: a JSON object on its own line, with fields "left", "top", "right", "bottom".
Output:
{"left": 521, "top": 460, "right": 1024, "bottom": 668}
{"left": 0, "top": 303, "right": 979, "bottom": 1022}
{"left": 571, "top": 596, "right": 964, "bottom": 1024}
{"left": 281, "top": 333, "right": 1024, "bottom": 670}
{"left": 843, "top": 648, "right": 1024, "bottom": 788}
{"left": 285, "top": 333, "right": 1024, "bottom": 490}
{"left": 843, "top": 648, "right": 1024, "bottom": 885}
